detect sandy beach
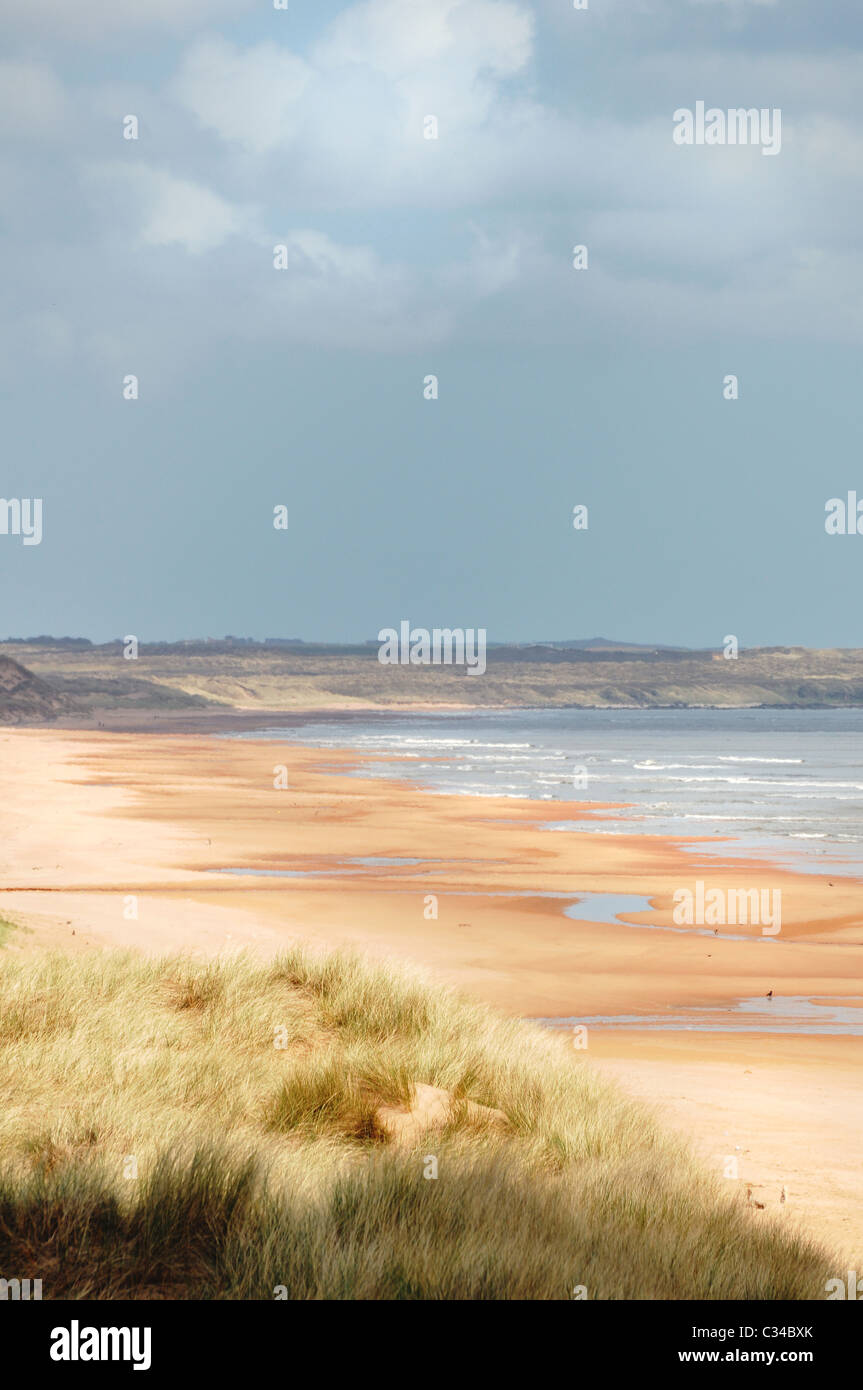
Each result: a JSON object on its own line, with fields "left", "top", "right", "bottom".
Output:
{"left": 1, "top": 723, "right": 861, "bottom": 1264}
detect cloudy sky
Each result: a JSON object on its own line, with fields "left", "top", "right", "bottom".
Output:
{"left": 1, "top": 0, "right": 861, "bottom": 646}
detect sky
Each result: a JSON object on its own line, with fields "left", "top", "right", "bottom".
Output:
{"left": 1, "top": 0, "right": 861, "bottom": 648}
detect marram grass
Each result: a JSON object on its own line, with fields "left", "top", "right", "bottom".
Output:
{"left": 0, "top": 944, "right": 834, "bottom": 1299}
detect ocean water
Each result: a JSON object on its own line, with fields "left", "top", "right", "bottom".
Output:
{"left": 536, "top": 996, "right": 863, "bottom": 1037}
{"left": 231, "top": 708, "right": 863, "bottom": 878}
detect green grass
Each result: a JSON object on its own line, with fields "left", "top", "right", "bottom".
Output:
{"left": 0, "top": 944, "right": 837, "bottom": 1299}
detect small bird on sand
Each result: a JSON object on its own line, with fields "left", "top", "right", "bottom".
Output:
{"left": 766, "top": 989, "right": 773, "bottom": 999}
{"left": 780, "top": 1186, "right": 787, "bottom": 1205}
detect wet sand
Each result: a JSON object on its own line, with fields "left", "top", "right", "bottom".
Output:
{"left": 1, "top": 725, "right": 861, "bottom": 1264}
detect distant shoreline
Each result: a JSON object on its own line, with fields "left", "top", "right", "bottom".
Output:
{"left": 27, "top": 699, "right": 863, "bottom": 735}
{"left": 7, "top": 640, "right": 863, "bottom": 725}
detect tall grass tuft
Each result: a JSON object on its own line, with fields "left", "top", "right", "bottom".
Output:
{"left": 0, "top": 943, "right": 838, "bottom": 1299}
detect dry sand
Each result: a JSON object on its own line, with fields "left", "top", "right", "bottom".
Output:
{"left": 1, "top": 725, "right": 861, "bottom": 1266}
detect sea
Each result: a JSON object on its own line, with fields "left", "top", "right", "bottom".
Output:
{"left": 231, "top": 707, "right": 863, "bottom": 880}
{"left": 225, "top": 708, "right": 863, "bottom": 1033}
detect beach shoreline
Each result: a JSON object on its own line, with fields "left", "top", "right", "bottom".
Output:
{"left": 1, "top": 724, "right": 861, "bottom": 1262}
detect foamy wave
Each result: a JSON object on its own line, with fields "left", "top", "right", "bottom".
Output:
{"left": 663, "top": 776, "right": 863, "bottom": 789}
{"left": 717, "top": 756, "right": 804, "bottom": 764}
{"left": 680, "top": 814, "right": 811, "bottom": 823}
{"left": 633, "top": 761, "right": 726, "bottom": 771}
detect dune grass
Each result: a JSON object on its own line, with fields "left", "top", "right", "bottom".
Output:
{"left": 0, "top": 943, "right": 835, "bottom": 1299}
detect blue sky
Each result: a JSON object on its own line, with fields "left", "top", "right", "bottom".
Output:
{"left": 1, "top": 0, "right": 861, "bottom": 647}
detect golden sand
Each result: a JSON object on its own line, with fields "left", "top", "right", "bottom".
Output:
{"left": 1, "top": 725, "right": 861, "bottom": 1262}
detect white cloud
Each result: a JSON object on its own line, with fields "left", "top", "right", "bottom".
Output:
{"left": 283, "top": 229, "right": 381, "bottom": 281}
{"left": 173, "top": 38, "right": 312, "bottom": 155}
{"left": 174, "top": 0, "right": 535, "bottom": 162}
{"left": 254, "top": 228, "right": 455, "bottom": 349}
{"left": 87, "top": 163, "right": 258, "bottom": 254}
{"left": 2, "top": 0, "right": 862, "bottom": 373}
{"left": 315, "top": 0, "right": 533, "bottom": 80}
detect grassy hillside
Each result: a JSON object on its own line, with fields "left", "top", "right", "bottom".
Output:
{"left": 0, "top": 945, "right": 834, "bottom": 1299}
{"left": 6, "top": 641, "right": 863, "bottom": 717}
{"left": 0, "top": 654, "right": 70, "bottom": 723}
